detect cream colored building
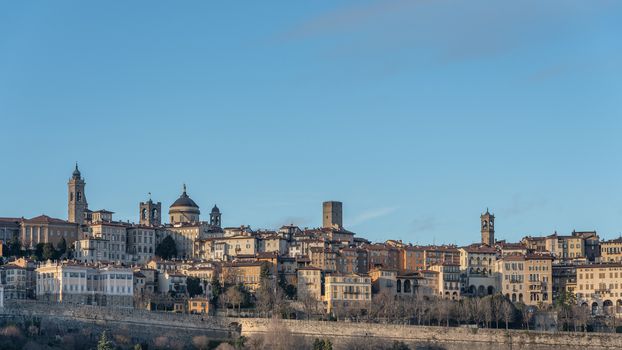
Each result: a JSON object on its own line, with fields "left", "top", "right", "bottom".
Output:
{"left": 127, "top": 226, "right": 157, "bottom": 263}
{"left": 220, "top": 262, "right": 263, "bottom": 291}
{"left": 297, "top": 267, "right": 322, "bottom": 301}
{"left": 459, "top": 245, "right": 498, "bottom": 296}
{"left": 369, "top": 267, "right": 397, "bottom": 296}
{"left": 36, "top": 261, "right": 133, "bottom": 307}
{"left": 496, "top": 254, "right": 553, "bottom": 306}
{"left": 194, "top": 235, "right": 258, "bottom": 261}
{"left": 90, "top": 222, "right": 129, "bottom": 262}
{"left": 430, "top": 263, "right": 461, "bottom": 300}
{"left": 74, "top": 238, "right": 111, "bottom": 263}
{"left": 324, "top": 273, "right": 371, "bottom": 316}
{"left": 20, "top": 215, "right": 81, "bottom": 249}
{"left": 575, "top": 264, "right": 622, "bottom": 315}
{"left": 600, "top": 238, "right": 622, "bottom": 263}
{"left": 545, "top": 233, "right": 584, "bottom": 260}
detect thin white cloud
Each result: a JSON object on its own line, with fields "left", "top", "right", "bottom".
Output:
{"left": 348, "top": 206, "right": 399, "bottom": 227}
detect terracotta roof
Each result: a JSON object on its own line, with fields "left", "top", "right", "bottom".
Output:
{"left": 461, "top": 244, "right": 497, "bottom": 253}
{"left": 0, "top": 217, "right": 21, "bottom": 223}
{"left": 23, "top": 215, "right": 72, "bottom": 225}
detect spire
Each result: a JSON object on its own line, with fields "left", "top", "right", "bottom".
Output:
{"left": 148, "top": 192, "right": 152, "bottom": 202}
{"left": 182, "top": 183, "right": 187, "bottom": 195}
{"left": 72, "top": 162, "right": 81, "bottom": 179}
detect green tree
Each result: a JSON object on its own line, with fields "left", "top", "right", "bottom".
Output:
{"left": 34, "top": 243, "right": 45, "bottom": 260}
{"left": 42, "top": 243, "right": 56, "bottom": 261}
{"left": 210, "top": 274, "right": 222, "bottom": 304}
{"left": 278, "top": 273, "right": 297, "bottom": 299}
{"left": 8, "top": 236, "right": 21, "bottom": 257}
{"left": 187, "top": 277, "right": 203, "bottom": 297}
{"left": 313, "top": 338, "right": 333, "bottom": 350}
{"left": 97, "top": 331, "right": 114, "bottom": 350}
{"left": 155, "top": 235, "right": 177, "bottom": 260}
{"left": 57, "top": 237, "right": 67, "bottom": 257}
{"left": 260, "top": 262, "right": 271, "bottom": 280}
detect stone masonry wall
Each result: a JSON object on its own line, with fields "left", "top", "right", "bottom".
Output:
{"left": 3, "top": 301, "right": 622, "bottom": 349}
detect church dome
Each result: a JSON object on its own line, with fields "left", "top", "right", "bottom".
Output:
{"left": 170, "top": 192, "right": 199, "bottom": 209}
{"left": 169, "top": 184, "right": 200, "bottom": 224}
{"left": 211, "top": 205, "right": 220, "bottom": 213}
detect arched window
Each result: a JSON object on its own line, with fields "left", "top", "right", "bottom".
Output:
{"left": 404, "top": 280, "right": 412, "bottom": 293}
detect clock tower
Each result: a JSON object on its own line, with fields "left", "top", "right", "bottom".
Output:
{"left": 68, "top": 163, "right": 88, "bottom": 225}
{"left": 481, "top": 209, "right": 495, "bottom": 246}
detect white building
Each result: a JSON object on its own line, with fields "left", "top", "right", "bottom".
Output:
{"left": 74, "top": 238, "right": 111, "bottom": 263}
{"left": 36, "top": 261, "right": 133, "bottom": 308}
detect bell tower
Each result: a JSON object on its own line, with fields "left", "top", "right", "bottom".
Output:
{"left": 210, "top": 205, "right": 222, "bottom": 228}
{"left": 481, "top": 208, "right": 495, "bottom": 246}
{"left": 140, "top": 193, "right": 162, "bottom": 227}
{"left": 68, "top": 162, "right": 88, "bottom": 224}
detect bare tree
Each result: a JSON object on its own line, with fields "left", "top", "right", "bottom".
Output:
{"left": 482, "top": 297, "right": 494, "bottom": 328}
{"left": 457, "top": 299, "right": 471, "bottom": 326}
{"left": 438, "top": 299, "right": 454, "bottom": 327}
{"left": 517, "top": 303, "right": 532, "bottom": 330}
{"left": 192, "top": 336, "right": 210, "bottom": 350}
{"left": 220, "top": 287, "right": 243, "bottom": 315}
{"left": 298, "top": 290, "right": 320, "bottom": 320}
{"left": 261, "top": 318, "right": 308, "bottom": 350}
{"left": 572, "top": 304, "right": 590, "bottom": 333}
{"left": 500, "top": 300, "right": 514, "bottom": 330}
{"left": 255, "top": 280, "right": 275, "bottom": 318}
{"left": 412, "top": 293, "right": 428, "bottom": 325}
{"left": 491, "top": 295, "right": 503, "bottom": 328}
{"left": 469, "top": 297, "right": 484, "bottom": 327}
{"left": 244, "top": 334, "right": 265, "bottom": 350}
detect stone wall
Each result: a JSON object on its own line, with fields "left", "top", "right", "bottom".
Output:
{"left": 238, "top": 318, "right": 622, "bottom": 350}
{"left": 3, "top": 301, "right": 622, "bottom": 349}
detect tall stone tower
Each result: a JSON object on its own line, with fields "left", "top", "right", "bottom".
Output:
{"left": 323, "top": 201, "right": 343, "bottom": 229}
{"left": 210, "top": 205, "right": 222, "bottom": 228}
{"left": 68, "top": 163, "right": 88, "bottom": 225}
{"left": 140, "top": 194, "right": 162, "bottom": 227}
{"left": 481, "top": 209, "right": 495, "bottom": 246}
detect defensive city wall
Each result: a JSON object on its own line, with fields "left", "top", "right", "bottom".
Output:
{"left": 2, "top": 301, "right": 622, "bottom": 349}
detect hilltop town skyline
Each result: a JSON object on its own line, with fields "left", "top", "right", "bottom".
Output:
{"left": 1, "top": 164, "right": 620, "bottom": 247}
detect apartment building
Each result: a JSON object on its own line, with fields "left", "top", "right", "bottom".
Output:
{"left": 324, "top": 273, "right": 371, "bottom": 316}
{"left": 575, "top": 264, "right": 622, "bottom": 315}
{"left": 497, "top": 254, "right": 553, "bottom": 306}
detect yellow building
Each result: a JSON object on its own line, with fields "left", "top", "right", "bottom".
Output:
{"left": 188, "top": 297, "right": 210, "bottom": 314}
{"left": 575, "top": 264, "right": 622, "bottom": 315}
{"left": 459, "top": 245, "right": 498, "bottom": 296}
{"left": 296, "top": 267, "right": 322, "bottom": 301}
{"left": 324, "top": 273, "right": 371, "bottom": 317}
{"left": 600, "top": 238, "right": 622, "bottom": 263}
{"left": 430, "top": 263, "right": 461, "bottom": 300}
{"left": 497, "top": 254, "right": 553, "bottom": 306}
{"left": 369, "top": 267, "right": 398, "bottom": 296}
{"left": 220, "top": 262, "right": 263, "bottom": 291}
{"left": 545, "top": 233, "right": 584, "bottom": 260}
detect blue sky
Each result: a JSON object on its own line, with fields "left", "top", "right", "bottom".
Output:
{"left": 1, "top": 1, "right": 621, "bottom": 245}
